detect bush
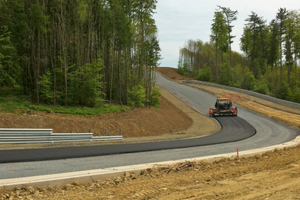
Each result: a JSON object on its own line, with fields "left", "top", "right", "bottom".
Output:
{"left": 219, "top": 61, "right": 231, "bottom": 86}
{"left": 68, "top": 58, "right": 105, "bottom": 107}
{"left": 274, "top": 81, "right": 290, "bottom": 100}
{"left": 254, "top": 76, "right": 269, "bottom": 95}
{"left": 39, "top": 70, "right": 54, "bottom": 104}
{"left": 197, "top": 65, "right": 213, "bottom": 82}
{"left": 241, "top": 70, "right": 255, "bottom": 90}
{"left": 129, "top": 85, "right": 146, "bottom": 107}
{"left": 177, "top": 62, "right": 190, "bottom": 76}
{"left": 288, "top": 87, "right": 300, "bottom": 103}
{"left": 150, "top": 86, "right": 161, "bottom": 107}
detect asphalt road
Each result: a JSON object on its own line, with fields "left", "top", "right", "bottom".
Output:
{"left": 0, "top": 73, "right": 298, "bottom": 179}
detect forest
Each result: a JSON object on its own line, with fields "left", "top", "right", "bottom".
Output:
{"left": 0, "top": 0, "right": 161, "bottom": 109}
{"left": 178, "top": 7, "right": 300, "bottom": 103}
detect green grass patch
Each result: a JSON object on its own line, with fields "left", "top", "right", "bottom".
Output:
{"left": 0, "top": 88, "right": 130, "bottom": 115}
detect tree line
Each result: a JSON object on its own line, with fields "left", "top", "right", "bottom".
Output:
{"left": 178, "top": 7, "right": 300, "bottom": 103}
{"left": 0, "top": 0, "right": 161, "bottom": 108}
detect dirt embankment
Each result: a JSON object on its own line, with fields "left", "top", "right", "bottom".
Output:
{"left": 2, "top": 146, "right": 300, "bottom": 199}
{"left": 156, "top": 67, "right": 189, "bottom": 80}
{"left": 0, "top": 96, "right": 192, "bottom": 138}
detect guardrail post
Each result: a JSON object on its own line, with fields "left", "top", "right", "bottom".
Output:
{"left": 119, "top": 129, "right": 122, "bottom": 136}
{"left": 105, "top": 129, "right": 108, "bottom": 136}
{"left": 89, "top": 129, "right": 91, "bottom": 133}
{"left": 70, "top": 129, "right": 72, "bottom": 133}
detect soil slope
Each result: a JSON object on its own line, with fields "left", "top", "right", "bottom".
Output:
{"left": 0, "top": 96, "right": 192, "bottom": 138}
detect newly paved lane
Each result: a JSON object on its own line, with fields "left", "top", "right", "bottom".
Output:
{"left": 0, "top": 73, "right": 298, "bottom": 179}
{"left": 0, "top": 117, "right": 255, "bottom": 163}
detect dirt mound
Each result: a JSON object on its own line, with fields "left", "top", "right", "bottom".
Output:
{"left": 155, "top": 67, "right": 189, "bottom": 80}
{"left": 0, "top": 96, "right": 192, "bottom": 138}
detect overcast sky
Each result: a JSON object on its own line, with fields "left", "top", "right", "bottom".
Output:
{"left": 153, "top": 0, "right": 299, "bottom": 68}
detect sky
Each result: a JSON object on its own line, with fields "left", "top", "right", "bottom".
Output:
{"left": 153, "top": 0, "right": 299, "bottom": 68}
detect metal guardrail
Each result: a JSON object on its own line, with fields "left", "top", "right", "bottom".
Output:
{"left": 0, "top": 128, "right": 53, "bottom": 135}
{"left": 185, "top": 80, "right": 300, "bottom": 109}
{"left": 0, "top": 129, "right": 123, "bottom": 144}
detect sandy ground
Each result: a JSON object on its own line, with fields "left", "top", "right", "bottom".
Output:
{"left": 1, "top": 67, "right": 300, "bottom": 199}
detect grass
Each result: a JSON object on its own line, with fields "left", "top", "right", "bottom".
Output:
{"left": 0, "top": 88, "right": 130, "bottom": 115}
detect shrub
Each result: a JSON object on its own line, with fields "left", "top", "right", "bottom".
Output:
{"left": 254, "top": 76, "right": 269, "bottom": 95}
{"left": 129, "top": 85, "right": 146, "bottom": 107}
{"left": 241, "top": 71, "right": 255, "bottom": 90}
{"left": 177, "top": 62, "right": 190, "bottom": 75}
{"left": 150, "top": 86, "right": 161, "bottom": 107}
{"left": 288, "top": 87, "right": 300, "bottom": 103}
{"left": 219, "top": 61, "right": 231, "bottom": 86}
{"left": 197, "top": 65, "right": 213, "bottom": 82}
{"left": 274, "top": 81, "right": 290, "bottom": 100}
{"left": 39, "top": 70, "right": 54, "bottom": 104}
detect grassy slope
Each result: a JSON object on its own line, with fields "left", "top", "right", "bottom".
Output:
{"left": 0, "top": 88, "right": 129, "bottom": 116}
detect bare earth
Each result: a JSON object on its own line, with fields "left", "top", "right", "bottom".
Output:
{"left": 2, "top": 146, "right": 300, "bottom": 200}
{"left": 1, "top": 67, "right": 300, "bottom": 199}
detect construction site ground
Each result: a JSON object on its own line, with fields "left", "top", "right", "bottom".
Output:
{"left": 1, "top": 67, "right": 300, "bottom": 199}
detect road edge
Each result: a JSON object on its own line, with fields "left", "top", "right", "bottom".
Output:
{"left": 1, "top": 136, "right": 299, "bottom": 190}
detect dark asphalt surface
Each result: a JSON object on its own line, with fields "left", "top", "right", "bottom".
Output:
{"left": 0, "top": 117, "right": 255, "bottom": 163}
{"left": 0, "top": 73, "right": 298, "bottom": 179}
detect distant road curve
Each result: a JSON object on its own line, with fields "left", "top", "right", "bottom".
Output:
{"left": 185, "top": 79, "right": 300, "bottom": 109}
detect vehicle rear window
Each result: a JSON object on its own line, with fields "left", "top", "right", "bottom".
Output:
{"left": 218, "top": 100, "right": 229, "bottom": 104}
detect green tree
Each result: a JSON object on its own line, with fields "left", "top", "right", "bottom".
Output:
{"left": 276, "top": 8, "right": 288, "bottom": 79}
{"left": 0, "top": 26, "right": 20, "bottom": 87}
{"left": 267, "top": 20, "right": 280, "bottom": 69}
{"left": 197, "top": 64, "right": 214, "bottom": 82}
{"left": 210, "top": 11, "right": 228, "bottom": 83}
{"left": 218, "top": 6, "right": 238, "bottom": 67}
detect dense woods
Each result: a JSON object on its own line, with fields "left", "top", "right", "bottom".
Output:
{"left": 0, "top": 0, "right": 161, "bottom": 108}
{"left": 178, "top": 7, "right": 300, "bottom": 103}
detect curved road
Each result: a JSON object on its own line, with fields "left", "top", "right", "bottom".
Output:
{"left": 0, "top": 73, "right": 298, "bottom": 179}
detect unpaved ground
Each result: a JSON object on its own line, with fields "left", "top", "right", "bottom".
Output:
{"left": 0, "top": 95, "right": 191, "bottom": 138}
{"left": 156, "top": 67, "right": 190, "bottom": 80}
{"left": 2, "top": 146, "right": 300, "bottom": 199}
